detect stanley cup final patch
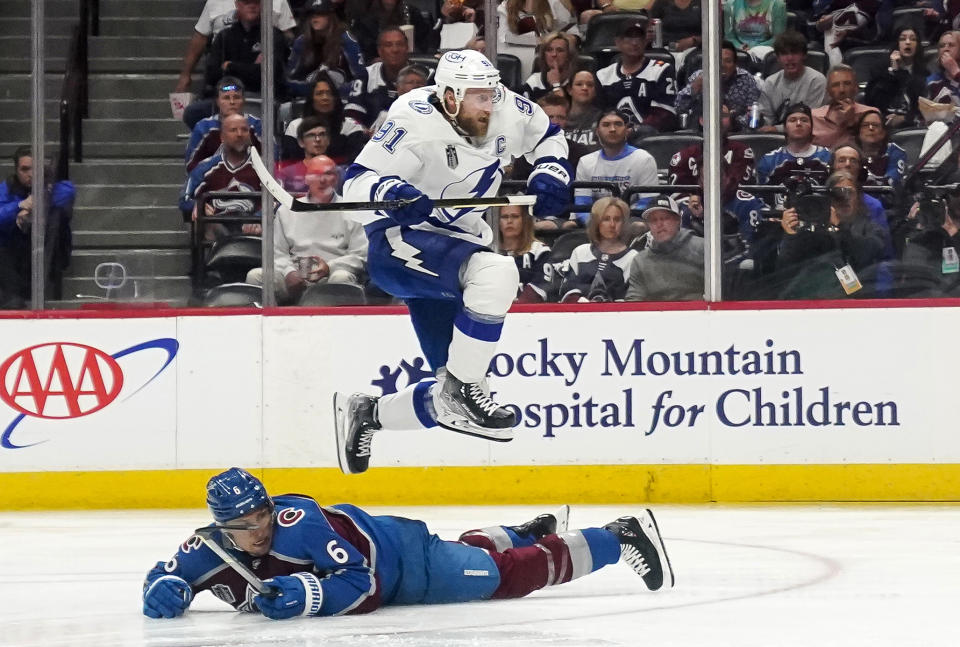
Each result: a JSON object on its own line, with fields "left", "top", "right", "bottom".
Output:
{"left": 446, "top": 145, "right": 459, "bottom": 169}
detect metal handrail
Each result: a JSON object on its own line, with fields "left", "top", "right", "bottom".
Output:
{"left": 57, "top": 0, "right": 93, "bottom": 176}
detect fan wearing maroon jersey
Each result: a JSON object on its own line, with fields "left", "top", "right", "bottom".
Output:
{"left": 142, "top": 468, "right": 674, "bottom": 620}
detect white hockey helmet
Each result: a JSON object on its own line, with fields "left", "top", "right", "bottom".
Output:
{"left": 434, "top": 50, "right": 501, "bottom": 108}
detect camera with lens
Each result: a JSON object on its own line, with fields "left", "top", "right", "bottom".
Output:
{"left": 916, "top": 197, "right": 947, "bottom": 231}
{"left": 783, "top": 173, "right": 832, "bottom": 232}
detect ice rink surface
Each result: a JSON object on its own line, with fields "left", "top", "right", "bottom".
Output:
{"left": 2, "top": 503, "right": 959, "bottom": 647}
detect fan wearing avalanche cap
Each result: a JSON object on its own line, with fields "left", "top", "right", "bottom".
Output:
{"left": 142, "top": 468, "right": 673, "bottom": 620}
{"left": 335, "top": 49, "right": 572, "bottom": 474}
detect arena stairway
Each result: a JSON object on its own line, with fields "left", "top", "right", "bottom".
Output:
{"left": 0, "top": 0, "right": 204, "bottom": 307}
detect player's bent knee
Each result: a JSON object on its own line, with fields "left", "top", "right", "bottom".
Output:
{"left": 460, "top": 252, "right": 519, "bottom": 316}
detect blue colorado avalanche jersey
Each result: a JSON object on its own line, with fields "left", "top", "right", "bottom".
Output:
{"left": 143, "top": 495, "right": 439, "bottom": 616}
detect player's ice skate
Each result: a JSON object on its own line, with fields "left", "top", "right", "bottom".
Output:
{"left": 333, "top": 392, "right": 381, "bottom": 475}
{"left": 432, "top": 368, "right": 516, "bottom": 441}
{"left": 508, "top": 504, "right": 571, "bottom": 539}
{"left": 604, "top": 510, "right": 675, "bottom": 591}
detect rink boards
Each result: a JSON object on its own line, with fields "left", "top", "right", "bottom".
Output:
{"left": 0, "top": 301, "right": 958, "bottom": 508}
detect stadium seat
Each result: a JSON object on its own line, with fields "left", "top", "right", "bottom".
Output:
{"left": 582, "top": 12, "right": 649, "bottom": 55}
{"left": 761, "top": 50, "right": 828, "bottom": 78}
{"left": 890, "top": 128, "right": 927, "bottom": 168}
{"left": 299, "top": 282, "right": 368, "bottom": 306}
{"left": 728, "top": 133, "right": 785, "bottom": 161}
{"left": 577, "top": 53, "right": 597, "bottom": 73}
{"left": 891, "top": 7, "right": 928, "bottom": 44}
{"left": 634, "top": 133, "right": 703, "bottom": 172}
{"left": 843, "top": 47, "right": 889, "bottom": 88}
{"left": 201, "top": 283, "right": 262, "bottom": 307}
{"left": 496, "top": 53, "right": 523, "bottom": 92}
{"left": 205, "top": 235, "right": 262, "bottom": 284}
{"left": 408, "top": 54, "right": 439, "bottom": 77}
{"left": 548, "top": 230, "right": 589, "bottom": 264}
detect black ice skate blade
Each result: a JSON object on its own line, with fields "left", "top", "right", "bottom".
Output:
{"left": 436, "top": 420, "right": 515, "bottom": 442}
{"left": 645, "top": 509, "right": 676, "bottom": 589}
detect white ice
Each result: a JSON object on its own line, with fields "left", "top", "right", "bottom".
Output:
{"left": 1, "top": 504, "right": 959, "bottom": 647}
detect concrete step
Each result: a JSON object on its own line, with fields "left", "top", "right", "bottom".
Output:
{"left": 88, "top": 74, "right": 181, "bottom": 103}
{"left": 81, "top": 118, "right": 187, "bottom": 142}
{"left": 0, "top": 18, "right": 76, "bottom": 38}
{"left": 72, "top": 230, "right": 191, "bottom": 248}
{"left": 2, "top": 0, "right": 79, "bottom": 17}
{"left": 71, "top": 160, "right": 187, "bottom": 185}
{"left": 63, "top": 276, "right": 194, "bottom": 301}
{"left": 68, "top": 248, "right": 192, "bottom": 275}
{"left": 0, "top": 34, "right": 71, "bottom": 57}
{"left": 98, "top": 17, "right": 198, "bottom": 38}
{"left": 75, "top": 183, "right": 183, "bottom": 208}
{"left": 88, "top": 98, "right": 181, "bottom": 120}
{"left": 0, "top": 119, "right": 60, "bottom": 134}
{"left": 0, "top": 141, "right": 61, "bottom": 160}
{"left": 73, "top": 205, "right": 188, "bottom": 231}
{"left": 90, "top": 36, "right": 190, "bottom": 60}
{"left": 0, "top": 75, "right": 62, "bottom": 100}
{"left": 82, "top": 141, "right": 186, "bottom": 158}
{"left": 0, "top": 99, "right": 62, "bottom": 121}
{"left": 0, "top": 57, "right": 65, "bottom": 73}
{"left": 89, "top": 57, "right": 182, "bottom": 73}
{"left": 3, "top": 0, "right": 197, "bottom": 18}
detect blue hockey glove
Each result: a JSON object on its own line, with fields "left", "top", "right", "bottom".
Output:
{"left": 527, "top": 157, "right": 572, "bottom": 218}
{"left": 142, "top": 574, "right": 193, "bottom": 619}
{"left": 374, "top": 178, "right": 434, "bottom": 226}
{"left": 255, "top": 573, "right": 323, "bottom": 620}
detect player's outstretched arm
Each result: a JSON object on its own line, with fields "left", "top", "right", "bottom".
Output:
{"left": 142, "top": 563, "right": 193, "bottom": 619}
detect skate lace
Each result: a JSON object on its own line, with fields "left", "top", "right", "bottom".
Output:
{"left": 467, "top": 383, "right": 501, "bottom": 416}
{"left": 356, "top": 426, "right": 375, "bottom": 457}
{"left": 622, "top": 545, "right": 651, "bottom": 578}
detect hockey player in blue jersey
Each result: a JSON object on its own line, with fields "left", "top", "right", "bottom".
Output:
{"left": 333, "top": 50, "right": 573, "bottom": 474}
{"left": 142, "top": 468, "right": 674, "bottom": 620}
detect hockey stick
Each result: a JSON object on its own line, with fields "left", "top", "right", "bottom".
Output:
{"left": 249, "top": 147, "right": 537, "bottom": 212}
{"left": 193, "top": 525, "right": 280, "bottom": 599}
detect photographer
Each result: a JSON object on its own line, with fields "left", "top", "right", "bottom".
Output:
{"left": 776, "top": 170, "right": 886, "bottom": 298}
{"left": 900, "top": 193, "right": 960, "bottom": 295}
{"left": 0, "top": 146, "right": 75, "bottom": 308}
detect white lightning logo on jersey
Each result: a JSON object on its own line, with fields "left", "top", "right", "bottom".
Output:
{"left": 386, "top": 227, "right": 438, "bottom": 276}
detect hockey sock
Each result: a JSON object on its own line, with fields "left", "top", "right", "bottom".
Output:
{"left": 474, "top": 529, "right": 622, "bottom": 599}
{"left": 458, "top": 525, "right": 527, "bottom": 552}
{"left": 446, "top": 307, "right": 504, "bottom": 383}
{"left": 377, "top": 379, "right": 438, "bottom": 429}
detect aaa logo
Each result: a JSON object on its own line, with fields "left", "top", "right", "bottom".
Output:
{"left": 0, "top": 343, "right": 123, "bottom": 418}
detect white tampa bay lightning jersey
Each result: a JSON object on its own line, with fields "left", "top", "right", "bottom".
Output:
{"left": 342, "top": 84, "right": 568, "bottom": 246}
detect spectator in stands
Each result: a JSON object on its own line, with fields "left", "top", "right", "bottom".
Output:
{"left": 186, "top": 77, "right": 263, "bottom": 173}
{"left": 285, "top": 0, "right": 366, "bottom": 97}
{"left": 350, "top": 0, "right": 431, "bottom": 61}
{"left": 864, "top": 26, "right": 927, "bottom": 130}
{"left": 281, "top": 72, "right": 368, "bottom": 164}
{"left": 181, "top": 114, "right": 263, "bottom": 240}
{"left": 512, "top": 93, "right": 594, "bottom": 187}
{"left": 566, "top": 70, "right": 603, "bottom": 146}
{"left": 814, "top": 0, "right": 879, "bottom": 67}
{"left": 345, "top": 27, "right": 411, "bottom": 129}
{"left": 441, "top": 0, "right": 485, "bottom": 31}
{"left": 625, "top": 195, "right": 704, "bottom": 301}
{"left": 369, "top": 64, "right": 430, "bottom": 132}
{"left": 811, "top": 65, "right": 874, "bottom": 149}
{"left": 498, "top": 204, "right": 554, "bottom": 302}
{"left": 597, "top": 18, "right": 678, "bottom": 134}
{"left": 0, "top": 147, "right": 75, "bottom": 308}
{"left": 828, "top": 144, "right": 894, "bottom": 264}
{"left": 757, "top": 103, "right": 831, "bottom": 209}
{"left": 175, "top": 0, "right": 297, "bottom": 95}
{"left": 277, "top": 116, "right": 333, "bottom": 194}
{"left": 901, "top": 191, "right": 960, "bottom": 292}
{"left": 853, "top": 110, "right": 907, "bottom": 194}
{"left": 722, "top": 0, "right": 786, "bottom": 62}
{"left": 558, "top": 197, "right": 639, "bottom": 302}
{"left": 649, "top": 0, "right": 703, "bottom": 54}
{"left": 204, "top": 0, "right": 288, "bottom": 97}
{"left": 669, "top": 104, "right": 764, "bottom": 247}
{"left": 573, "top": 109, "right": 659, "bottom": 226}
{"left": 926, "top": 30, "right": 960, "bottom": 108}
{"left": 498, "top": 0, "right": 578, "bottom": 80}
{"left": 758, "top": 31, "right": 827, "bottom": 133}
{"left": 776, "top": 169, "right": 887, "bottom": 297}
{"left": 247, "top": 155, "right": 368, "bottom": 304}
{"left": 521, "top": 32, "right": 579, "bottom": 102}
{"left": 675, "top": 41, "right": 761, "bottom": 132}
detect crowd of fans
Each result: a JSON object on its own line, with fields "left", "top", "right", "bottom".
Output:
{"left": 175, "top": 0, "right": 960, "bottom": 305}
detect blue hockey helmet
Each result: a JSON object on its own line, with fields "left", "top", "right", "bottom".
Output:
{"left": 206, "top": 467, "right": 272, "bottom": 524}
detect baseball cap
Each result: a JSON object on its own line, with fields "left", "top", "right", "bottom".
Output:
{"left": 307, "top": 0, "right": 336, "bottom": 14}
{"left": 619, "top": 17, "right": 649, "bottom": 38}
{"left": 785, "top": 102, "right": 812, "bottom": 121}
{"left": 641, "top": 195, "right": 681, "bottom": 220}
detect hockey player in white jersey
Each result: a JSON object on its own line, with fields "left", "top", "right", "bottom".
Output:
{"left": 334, "top": 49, "right": 571, "bottom": 475}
